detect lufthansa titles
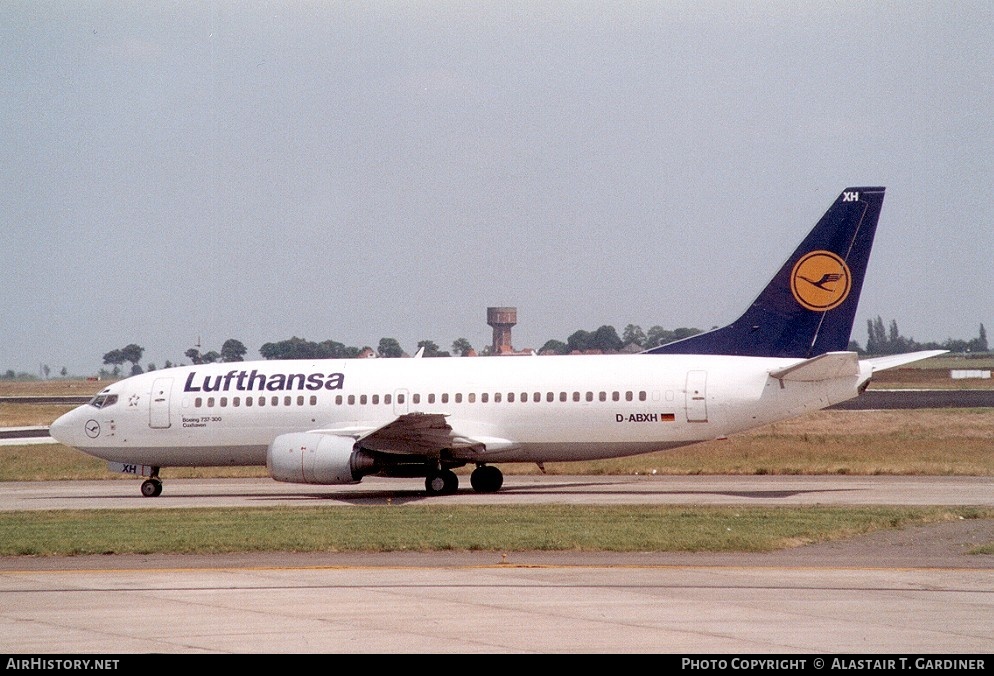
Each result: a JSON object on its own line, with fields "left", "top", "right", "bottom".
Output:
{"left": 183, "top": 369, "right": 345, "bottom": 393}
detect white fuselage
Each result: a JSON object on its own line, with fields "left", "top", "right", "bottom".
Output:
{"left": 50, "top": 353, "right": 869, "bottom": 468}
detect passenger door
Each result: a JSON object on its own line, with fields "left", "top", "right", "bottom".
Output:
{"left": 149, "top": 378, "right": 173, "bottom": 429}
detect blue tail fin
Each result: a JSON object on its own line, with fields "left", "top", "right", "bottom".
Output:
{"left": 646, "top": 187, "right": 885, "bottom": 359}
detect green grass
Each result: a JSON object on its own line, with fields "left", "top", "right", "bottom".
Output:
{"left": 2, "top": 505, "right": 988, "bottom": 557}
{"left": 8, "top": 405, "right": 994, "bottom": 482}
{"left": 4, "top": 396, "right": 993, "bottom": 557}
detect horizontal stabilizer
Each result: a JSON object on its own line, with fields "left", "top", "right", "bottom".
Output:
{"left": 769, "top": 351, "right": 859, "bottom": 382}
{"left": 862, "top": 350, "right": 948, "bottom": 373}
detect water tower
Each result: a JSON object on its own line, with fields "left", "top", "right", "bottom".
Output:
{"left": 487, "top": 307, "right": 517, "bottom": 355}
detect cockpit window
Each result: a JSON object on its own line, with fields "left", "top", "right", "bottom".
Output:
{"left": 87, "top": 394, "right": 119, "bottom": 409}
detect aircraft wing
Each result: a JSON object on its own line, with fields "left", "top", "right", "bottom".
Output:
{"left": 313, "top": 412, "right": 518, "bottom": 458}
{"left": 355, "top": 412, "right": 466, "bottom": 455}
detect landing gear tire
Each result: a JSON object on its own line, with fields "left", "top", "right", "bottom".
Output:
{"left": 470, "top": 465, "right": 504, "bottom": 493}
{"left": 425, "top": 469, "right": 459, "bottom": 496}
{"left": 141, "top": 478, "right": 163, "bottom": 498}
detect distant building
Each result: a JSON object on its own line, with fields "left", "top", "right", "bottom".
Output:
{"left": 488, "top": 307, "right": 517, "bottom": 355}
{"left": 487, "top": 307, "right": 533, "bottom": 356}
{"left": 951, "top": 369, "right": 991, "bottom": 379}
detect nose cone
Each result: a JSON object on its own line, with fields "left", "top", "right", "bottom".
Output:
{"left": 49, "top": 409, "right": 79, "bottom": 447}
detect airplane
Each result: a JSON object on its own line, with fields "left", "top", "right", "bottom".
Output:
{"left": 49, "top": 186, "right": 945, "bottom": 497}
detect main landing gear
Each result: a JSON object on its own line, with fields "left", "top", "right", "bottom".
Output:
{"left": 140, "top": 467, "right": 163, "bottom": 497}
{"left": 425, "top": 468, "right": 459, "bottom": 496}
{"left": 470, "top": 464, "right": 503, "bottom": 493}
{"left": 423, "top": 463, "right": 504, "bottom": 496}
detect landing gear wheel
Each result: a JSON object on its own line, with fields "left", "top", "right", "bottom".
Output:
{"left": 470, "top": 465, "right": 504, "bottom": 493}
{"left": 425, "top": 469, "right": 459, "bottom": 496}
{"left": 141, "top": 478, "right": 163, "bottom": 498}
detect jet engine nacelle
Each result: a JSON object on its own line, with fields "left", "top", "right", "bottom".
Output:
{"left": 267, "top": 433, "right": 375, "bottom": 485}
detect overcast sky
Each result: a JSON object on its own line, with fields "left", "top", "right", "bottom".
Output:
{"left": 3, "top": 1, "right": 992, "bottom": 375}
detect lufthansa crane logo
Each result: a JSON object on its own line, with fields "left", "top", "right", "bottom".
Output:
{"left": 790, "top": 250, "right": 852, "bottom": 311}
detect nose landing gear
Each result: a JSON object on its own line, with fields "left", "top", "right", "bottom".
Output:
{"left": 140, "top": 467, "right": 162, "bottom": 497}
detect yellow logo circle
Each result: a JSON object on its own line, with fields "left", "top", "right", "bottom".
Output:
{"left": 790, "top": 251, "right": 851, "bottom": 311}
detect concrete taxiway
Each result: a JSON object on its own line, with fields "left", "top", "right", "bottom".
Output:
{"left": 1, "top": 474, "right": 993, "bottom": 510}
{"left": 1, "top": 475, "right": 992, "bottom": 654}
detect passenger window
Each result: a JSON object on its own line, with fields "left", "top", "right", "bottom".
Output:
{"left": 413, "top": 394, "right": 421, "bottom": 404}
{"left": 385, "top": 394, "right": 392, "bottom": 405}
{"left": 508, "top": 393, "right": 515, "bottom": 403}
{"left": 207, "top": 397, "right": 215, "bottom": 407}
{"left": 639, "top": 391, "right": 647, "bottom": 401}
{"left": 220, "top": 397, "right": 227, "bottom": 407}
{"left": 573, "top": 392, "right": 580, "bottom": 402}
{"left": 494, "top": 392, "right": 502, "bottom": 403}
{"left": 586, "top": 392, "right": 593, "bottom": 402}
{"left": 599, "top": 392, "right": 606, "bottom": 402}
{"left": 626, "top": 391, "right": 633, "bottom": 402}
{"left": 297, "top": 396, "right": 304, "bottom": 406}
{"left": 335, "top": 395, "right": 343, "bottom": 405}
{"left": 468, "top": 393, "right": 476, "bottom": 403}
{"left": 310, "top": 396, "right": 317, "bottom": 405}
{"left": 348, "top": 395, "right": 355, "bottom": 405}
{"left": 258, "top": 396, "right": 265, "bottom": 407}
{"left": 360, "top": 395, "right": 367, "bottom": 405}
{"left": 428, "top": 394, "right": 436, "bottom": 404}
{"left": 455, "top": 393, "right": 462, "bottom": 403}
{"left": 441, "top": 393, "right": 449, "bottom": 404}
{"left": 481, "top": 393, "right": 489, "bottom": 403}
{"left": 612, "top": 392, "right": 619, "bottom": 402}
{"left": 245, "top": 397, "right": 253, "bottom": 407}
{"left": 195, "top": 397, "right": 203, "bottom": 407}
{"left": 560, "top": 392, "right": 567, "bottom": 402}
{"left": 272, "top": 396, "right": 279, "bottom": 406}
{"left": 284, "top": 396, "right": 291, "bottom": 406}
{"left": 372, "top": 394, "right": 379, "bottom": 405}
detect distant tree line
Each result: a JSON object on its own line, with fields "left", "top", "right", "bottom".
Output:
{"left": 0, "top": 365, "right": 69, "bottom": 380}
{"left": 8, "top": 317, "right": 992, "bottom": 381}
{"left": 860, "top": 317, "right": 988, "bottom": 356}
{"left": 185, "top": 339, "right": 249, "bottom": 364}
{"left": 101, "top": 344, "right": 145, "bottom": 376}
{"left": 538, "top": 324, "right": 703, "bottom": 355}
